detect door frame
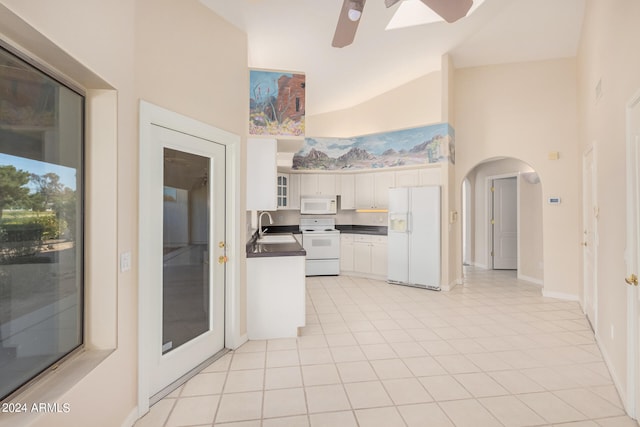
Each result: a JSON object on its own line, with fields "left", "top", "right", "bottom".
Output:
{"left": 625, "top": 90, "right": 640, "bottom": 419}
{"left": 582, "top": 144, "right": 598, "bottom": 331}
{"left": 485, "top": 173, "right": 519, "bottom": 272}
{"left": 137, "top": 101, "right": 243, "bottom": 417}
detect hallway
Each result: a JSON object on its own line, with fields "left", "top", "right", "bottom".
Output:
{"left": 136, "top": 269, "right": 637, "bottom": 426}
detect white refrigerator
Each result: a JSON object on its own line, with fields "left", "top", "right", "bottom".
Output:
{"left": 388, "top": 186, "right": 441, "bottom": 290}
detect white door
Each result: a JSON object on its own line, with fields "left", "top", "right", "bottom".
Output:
{"left": 583, "top": 147, "right": 597, "bottom": 328}
{"left": 626, "top": 92, "right": 640, "bottom": 418}
{"left": 492, "top": 177, "right": 518, "bottom": 270}
{"left": 388, "top": 188, "right": 410, "bottom": 283}
{"left": 409, "top": 186, "right": 441, "bottom": 287}
{"left": 148, "top": 124, "right": 226, "bottom": 397}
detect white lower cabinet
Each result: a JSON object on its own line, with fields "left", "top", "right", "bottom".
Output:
{"left": 247, "top": 256, "right": 305, "bottom": 339}
{"left": 340, "top": 234, "right": 355, "bottom": 272}
{"left": 341, "top": 234, "right": 387, "bottom": 278}
{"left": 371, "top": 237, "right": 388, "bottom": 277}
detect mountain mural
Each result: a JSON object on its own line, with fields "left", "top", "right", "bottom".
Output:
{"left": 293, "top": 123, "right": 454, "bottom": 170}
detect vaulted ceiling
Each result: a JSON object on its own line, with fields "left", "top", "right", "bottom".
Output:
{"left": 201, "top": 0, "right": 585, "bottom": 116}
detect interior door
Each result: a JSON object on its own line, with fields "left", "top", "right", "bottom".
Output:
{"left": 583, "top": 147, "right": 597, "bottom": 328}
{"left": 626, "top": 93, "right": 640, "bottom": 418}
{"left": 492, "top": 177, "right": 518, "bottom": 270}
{"left": 149, "top": 124, "right": 226, "bottom": 397}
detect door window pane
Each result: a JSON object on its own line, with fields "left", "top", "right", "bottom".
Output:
{"left": 0, "top": 46, "right": 84, "bottom": 400}
{"left": 162, "top": 148, "right": 210, "bottom": 353}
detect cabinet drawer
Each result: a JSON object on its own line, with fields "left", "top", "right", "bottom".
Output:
{"left": 341, "top": 234, "right": 354, "bottom": 243}
{"left": 371, "top": 235, "right": 387, "bottom": 244}
{"left": 354, "top": 235, "right": 372, "bottom": 243}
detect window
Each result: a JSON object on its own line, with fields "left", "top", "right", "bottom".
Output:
{"left": 0, "top": 46, "right": 84, "bottom": 400}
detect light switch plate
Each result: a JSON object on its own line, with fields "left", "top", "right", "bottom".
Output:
{"left": 120, "top": 251, "right": 132, "bottom": 272}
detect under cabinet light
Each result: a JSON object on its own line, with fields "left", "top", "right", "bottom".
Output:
{"left": 356, "top": 209, "right": 388, "bottom": 213}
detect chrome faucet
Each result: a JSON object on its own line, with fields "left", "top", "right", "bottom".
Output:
{"left": 258, "top": 211, "right": 273, "bottom": 237}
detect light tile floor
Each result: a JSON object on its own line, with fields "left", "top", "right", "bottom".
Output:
{"left": 135, "top": 268, "right": 639, "bottom": 427}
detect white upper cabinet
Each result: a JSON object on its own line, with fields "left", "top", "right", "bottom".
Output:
{"left": 395, "top": 169, "right": 420, "bottom": 187}
{"left": 419, "top": 167, "right": 442, "bottom": 185}
{"left": 338, "top": 174, "right": 356, "bottom": 210}
{"left": 247, "top": 138, "right": 277, "bottom": 211}
{"left": 300, "top": 173, "right": 337, "bottom": 196}
{"left": 355, "top": 173, "right": 375, "bottom": 209}
{"left": 288, "top": 173, "right": 301, "bottom": 209}
{"left": 355, "top": 171, "right": 395, "bottom": 209}
{"left": 276, "top": 173, "right": 300, "bottom": 210}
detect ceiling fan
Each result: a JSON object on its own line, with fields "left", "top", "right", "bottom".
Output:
{"left": 332, "top": 0, "right": 473, "bottom": 48}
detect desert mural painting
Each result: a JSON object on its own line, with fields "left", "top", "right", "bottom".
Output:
{"left": 293, "top": 123, "right": 454, "bottom": 170}
{"left": 249, "top": 70, "right": 305, "bottom": 137}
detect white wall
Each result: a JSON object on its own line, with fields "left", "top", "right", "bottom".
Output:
{"left": 306, "top": 71, "right": 442, "bottom": 137}
{"left": 454, "top": 59, "right": 580, "bottom": 299}
{"left": 519, "top": 175, "right": 544, "bottom": 283}
{"left": 576, "top": 0, "right": 640, "bottom": 407}
{"left": 0, "top": 1, "right": 248, "bottom": 426}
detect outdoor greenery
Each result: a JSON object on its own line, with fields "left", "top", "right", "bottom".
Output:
{"left": 0, "top": 165, "right": 76, "bottom": 263}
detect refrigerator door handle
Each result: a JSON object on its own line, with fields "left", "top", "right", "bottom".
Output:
{"left": 407, "top": 212, "right": 412, "bottom": 233}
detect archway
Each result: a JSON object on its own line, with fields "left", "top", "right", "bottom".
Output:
{"left": 460, "top": 157, "right": 544, "bottom": 284}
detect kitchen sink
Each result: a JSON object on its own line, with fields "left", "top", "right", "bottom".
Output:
{"left": 257, "top": 234, "right": 297, "bottom": 244}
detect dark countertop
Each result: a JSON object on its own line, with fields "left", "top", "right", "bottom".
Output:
{"left": 246, "top": 232, "right": 306, "bottom": 258}
{"left": 263, "top": 224, "right": 387, "bottom": 236}
{"left": 260, "top": 225, "right": 301, "bottom": 234}
{"left": 336, "top": 225, "right": 388, "bottom": 235}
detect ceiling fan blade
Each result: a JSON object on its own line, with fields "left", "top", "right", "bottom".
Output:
{"left": 419, "top": 0, "right": 473, "bottom": 23}
{"left": 385, "top": 0, "right": 402, "bottom": 7}
{"left": 332, "top": 0, "right": 366, "bottom": 48}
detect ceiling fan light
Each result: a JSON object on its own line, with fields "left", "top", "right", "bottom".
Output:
{"left": 347, "top": 8, "right": 362, "bottom": 21}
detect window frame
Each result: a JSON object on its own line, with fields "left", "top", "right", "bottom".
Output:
{"left": 0, "top": 41, "right": 86, "bottom": 402}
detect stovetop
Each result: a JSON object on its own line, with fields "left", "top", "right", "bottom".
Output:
{"left": 301, "top": 228, "right": 340, "bottom": 234}
{"left": 299, "top": 218, "right": 339, "bottom": 233}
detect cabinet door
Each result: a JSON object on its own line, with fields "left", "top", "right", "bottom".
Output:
{"left": 371, "top": 237, "right": 388, "bottom": 277}
{"left": 288, "top": 174, "right": 301, "bottom": 210}
{"left": 317, "top": 174, "right": 336, "bottom": 195}
{"left": 277, "top": 173, "right": 289, "bottom": 209}
{"left": 339, "top": 174, "right": 356, "bottom": 210}
{"left": 341, "top": 234, "right": 355, "bottom": 272}
{"left": 247, "top": 138, "right": 277, "bottom": 210}
{"left": 419, "top": 167, "right": 442, "bottom": 185}
{"left": 395, "top": 170, "right": 419, "bottom": 187}
{"left": 374, "top": 171, "right": 396, "bottom": 209}
{"left": 300, "top": 174, "right": 318, "bottom": 196}
{"left": 353, "top": 242, "right": 372, "bottom": 274}
{"left": 355, "top": 173, "right": 375, "bottom": 209}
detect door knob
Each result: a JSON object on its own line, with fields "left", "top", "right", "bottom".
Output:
{"left": 219, "top": 241, "right": 225, "bottom": 248}
{"left": 218, "top": 255, "right": 228, "bottom": 264}
{"left": 625, "top": 274, "right": 638, "bottom": 286}
{"left": 581, "top": 242, "right": 587, "bottom": 247}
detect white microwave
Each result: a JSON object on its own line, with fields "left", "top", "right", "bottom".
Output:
{"left": 300, "top": 196, "right": 337, "bottom": 215}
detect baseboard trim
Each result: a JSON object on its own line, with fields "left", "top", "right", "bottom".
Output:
{"left": 542, "top": 289, "right": 579, "bottom": 301}
{"left": 595, "top": 332, "right": 630, "bottom": 415}
{"left": 518, "top": 273, "right": 543, "bottom": 286}
{"left": 121, "top": 407, "right": 139, "bottom": 427}
{"left": 442, "top": 278, "right": 461, "bottom": 292}
{"left": 231, "top": 334, "right": 248, "bottom": 350}
{"left": 340, "top": 271, "right": 387, "bottom": 281}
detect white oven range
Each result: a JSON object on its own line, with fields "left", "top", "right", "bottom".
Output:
{"left": 299, "top": 218, "right": 340, "bottom": 276}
